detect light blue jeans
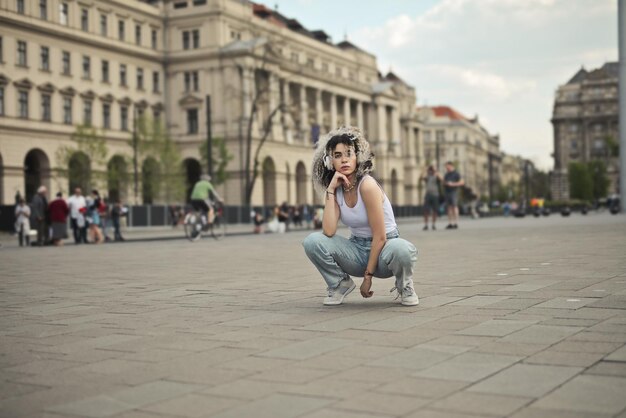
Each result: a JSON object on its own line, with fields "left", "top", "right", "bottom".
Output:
{"left": 302, "top": 230, "right": 418, "bottom": 291}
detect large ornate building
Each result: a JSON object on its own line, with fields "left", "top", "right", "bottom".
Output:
{"left": 0, "top": 0, "right": 425, "bottom": 207}
{"left": 417, "top": 105, "right": 502, "bottom": 201}
{"left": 551, "top": 62, "right": 619, "bottom": 200}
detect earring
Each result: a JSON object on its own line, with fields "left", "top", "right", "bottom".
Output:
{"left": 324, "top": 155, "right": 334, "bottom": 170}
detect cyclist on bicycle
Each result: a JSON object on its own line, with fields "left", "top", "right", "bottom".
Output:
{"left": 190, "top": 174, "right": 223, "bottom": 226}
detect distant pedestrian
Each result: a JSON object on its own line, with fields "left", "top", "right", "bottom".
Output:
{"left": 253, "top": 211, "right": 264, "bottom": 234}
{"left": 14, "top": 198, "right": 31, "bottom": 247}
{"left": 420, "top": 165, "right": 442, "bottom": 230}
{"left": 67, "top": 187, "right": 87, "bottom": 244}
{"left": 31, "top": 186, "right": 49, "bottom": 246}
{"left": 278, "top": 201, "right": 290, "bottom": 232}
{"left": 443, "top": 161, "right": 465, "bottom": 229}
{"left": 48, "top": 192, "right": 69, "bottom": 246}
{"left": 110, "top": 200, "right": 126, "bottom": 241}
{"left": 87, "top": 190, "right": 104, "bottom": 244}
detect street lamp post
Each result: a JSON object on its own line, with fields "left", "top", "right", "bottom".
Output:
{"left": 206, "top": 95, "right": 213, "bottom": 177}
{"left": 619, "top": 0, "right": 626, "bottom": 212}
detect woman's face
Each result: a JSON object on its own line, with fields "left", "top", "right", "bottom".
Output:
{"left": 331, "top": 143, "right": 357, "bottom": 176}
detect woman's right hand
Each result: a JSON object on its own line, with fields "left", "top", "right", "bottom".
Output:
{"left": 327, "top": 171, "right": 351, "bottom": 192}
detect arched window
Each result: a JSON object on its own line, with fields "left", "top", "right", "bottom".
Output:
{"left": 24, "top": 149, "right": 51, "bottom": 202}
{"left": 296, "top": 161, "right": 307, "bottom": 204}
{"left": 107, "top": 155, "right": 129, "bottom": 202}
{"left": 183, "top": 158, "right": 201, "bottom": 201}
{"left": 262, "top": 156, "right": 276, "bottom": 207}
{"left": 68, "top": 151, "right": 90, "bottom": 196}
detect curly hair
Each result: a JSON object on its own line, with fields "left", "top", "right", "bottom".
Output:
{"left": 311, "top": 126, "right": 375, "bottom": 196}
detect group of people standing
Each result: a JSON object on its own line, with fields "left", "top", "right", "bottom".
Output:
{"left": 14, "top": 186, "right": 126, "bottom": 247}
{"left": 420, "top": 161, "right": 465, "bottom": 231}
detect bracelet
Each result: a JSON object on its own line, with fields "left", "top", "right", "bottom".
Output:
{"left": 326, "top": 189, "right": 335, "bottom": 195}
{"left": 364, "top": 270, "right": 373, "bottom": 278}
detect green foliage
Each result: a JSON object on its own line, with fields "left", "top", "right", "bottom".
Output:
{"left": 55, "top": 124, "right": 109, "bottom": 193}
{"left": 134, "top": 116, "right": 185, "bottom": 204}
{"left": 199, "top": 137, "right": 233, "bottom": 186}
{"left": 530, "top": 170, "right": 551, "bottom": 200}
{"left": 587, "top": 160, "right": 610, "bottom": 200}
{"left": 606, "top": 135, "right": 619, "bottom": 158}
{"left": 568, "top": 162, "right": 593, "bottom": 201}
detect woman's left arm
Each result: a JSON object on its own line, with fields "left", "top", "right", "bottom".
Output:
{"left": 360, "top": 178, "right": 387, "bottom": 298}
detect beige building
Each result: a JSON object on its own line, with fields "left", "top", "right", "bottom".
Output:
{"left": 551, "top": 62, "right": 619, "bottom": 200}
{"left": 0, "top": 0, "right": 426, "bottom": 208}
{"left": 417, "top": 105, "right": 502, "bottom": 201}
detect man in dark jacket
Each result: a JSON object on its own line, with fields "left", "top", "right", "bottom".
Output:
{"left": 31, "top": 186, "right": 49, "bottom": 246}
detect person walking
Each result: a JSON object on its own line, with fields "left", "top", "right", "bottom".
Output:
{"left": 14, "top": 197, "right": 31, "bottom": 247}
{"left": 443, "top": 161, "right": 465, "bottom": 229}
{"left": 87, "top": 190, "right": 104, "bottom": 244}
{"left": 31, "top": 186, "right": 49, "bottom": 246}
{"left": 302, "top": 126, "right": 419, "bottom": 306}
{"left": 110, "top": 199, "right": 126, "bottom": 242}
{"left": 420, "top": 165, "right": 443, "bottom": 230}
{"left": 67, "top": 187, "right": 87, "bottom": 244}
{"left": 48, "top": 192, "right": 69, "bottom": 246}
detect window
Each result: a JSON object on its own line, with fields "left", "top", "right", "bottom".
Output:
{"left": 187, "top": 109, "right": 198, "bottom": 134}
{"left": 80, "top": 8, "right": 89, "bottom": 31}
{"left": 120, "top": 106, "right": 128, "bottom": 131}
{"left": 41, "top": 94, "right": 51, "bottom": 121}
{"left": 135, "top": 24, "right": 141, "bottom": 45}
{"left": 322, "top": 63, "right": 328, "bottom": 72}
{"left": 100, "top": 14, "right": 108, "bottom": 36}
{"left": 570, "top": 140, "right": 578, "bottom": 150}
{"left": 151, "top": 29, "right": 157, "bottom": 49}
{"left": 83, "top": 100, "right": 92, "bottom": 125}
{"left": 184, "top": 71, "right": 198, "bottom": 92}
{"left": 192, "top": 29, "right": 199, "bottom": 48}
{"left": 103, "top": 103, "right": 111, "bottom": 128}
{"left": 193, "top": 0, "right": 207, "bottom": 5}
{"left": 17, "top": 0, "right": 25, "bottom": 14}
{"left": 40, "top": 46, "right": 49, "bottom": 71}
{"left": 423, "top": 131, "right": 431, "bottom": 142}
{"left": 335, "top": 67, "right": 342, "bottom": 77}
{"left": 59, "top": 3, "right": 68, "bottom": 26}
{"left": 182, "top": 31, "right": 190, "bottom": 49}
{"left": 0, "top": 87, "right": 4, "bottom": 116}
{"left": 307, "top": 58, "right": 314, "bottom": 68}
{"left": 152, "top": 71, "right": 159, "bottom": 92}
{"left": 120, "top": 64, "right": 127, "bottom": 86}
{"left": 19, "top": 91, "right": 29, "bottom": 118}
{"left": 17, "top": 41, "right": 27, "bottom": 66}
{"left": 153, "top": 108, "right": 160, "bottom": 120}
{"left": 0, "top": 36, "right": 3, "bottom": 62}
{"left": 40, "top": 0, "right": 47, "bottom": 19}
{"left": 118, "top": 20, "right": 125, "bottom": 40}
{"left": 174, "top": 2, "right": 187, "bottom": 9}
{"left": 290, "top": 52, "right": 298, "bottom": 62}
{"left": 62, "top": 51, "right": 70, "bottom": 75}
{"left": 101, "top": 60, "right": 109, "bottom": 82}
{"left": 82, "top": 56, "right": 91, "bottom": 79}
{"left": 136, "top": 68, "right": 144, "bottom": 90}
{"left": 63, "top": 97, "right": 72, "bottom": 124}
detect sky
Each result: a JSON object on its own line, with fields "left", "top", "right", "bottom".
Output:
{"left": 272, "top": 0, "right": 618, "bottom": 170}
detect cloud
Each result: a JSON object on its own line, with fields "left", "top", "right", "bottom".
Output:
{"left": 351, "top": 0, "right": 617, "bottom": 170}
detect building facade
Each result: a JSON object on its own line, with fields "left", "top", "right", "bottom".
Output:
{"left": 551, "top": 62, "right": 619, "bottom": 200}
{"left": 417, "top": 105, "right": 502, "bottom": 201}
{"left": 0, "top": 0, "right": 426, "bottom": 207}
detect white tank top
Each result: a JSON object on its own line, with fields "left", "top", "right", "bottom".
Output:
{"left": 336, "top": 175, "right": 397, "bottom": 238}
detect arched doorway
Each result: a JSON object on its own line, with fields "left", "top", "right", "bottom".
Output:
{"left": 68, "top": 152, "right": 91, "bottom": 194}
{"left": 183, "top": 158, "right": 201, "bottom": 201}
{"left": 262, "top": 156, "right": 276, "bottom": 207}
{"left": 296, "top": 161, "right": 307, "bottom": 204}
{"left": 107, "top": 155, "right": 129, "bottom": 203}
{"left": 390, "top": 169, "right": 399, "bottom": 204}
{"left": 142, "top": 157, "right": 160, "bottom": 204}
{"left": 24, "top": 149, "right": 50, "bottom": 202}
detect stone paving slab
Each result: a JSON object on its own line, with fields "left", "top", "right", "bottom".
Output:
{"left": 1, "top": 214, "right": 626, "bottom": 417}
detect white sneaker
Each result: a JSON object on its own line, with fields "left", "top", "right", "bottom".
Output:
{"left": 390, "top": 285, "right": 419, "bottom": 306}
{"left": 324, "top": 277, "right": 356, "bottom": 306}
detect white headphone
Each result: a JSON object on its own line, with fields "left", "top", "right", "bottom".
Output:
{"left": 323, "top": 155, "right": 333, "bottom": 171}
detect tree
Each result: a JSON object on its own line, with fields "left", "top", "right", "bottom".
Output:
{"left": 199, "top": 137, "right": 233, "bottom": 186}
{"left": 140, "top": 117, "right": 186, "bottom": 204}
{"left": 55, "top": 124, "right": 108, "bottom": 193}
{"left": 238, "top": 37, "right": 294, "bottom": 206}
{"left": 587, "top": 160, "right": 610, "bottom": 200}
{"left": 568, "top": 162, "right": 593, "bottom": 201}
{"left": 530, "top": 170, "right": 551, "bottom": 200}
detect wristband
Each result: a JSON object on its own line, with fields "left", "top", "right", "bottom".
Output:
{"left": 364, "top": 270, "right": 373, "bottom": 278}
{"left": 326, "top": 189, "right": 335, "bottom": 195}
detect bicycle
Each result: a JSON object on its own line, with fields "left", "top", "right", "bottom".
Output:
{"left": 184, "top": 201, "right": 226, "bottom": 241}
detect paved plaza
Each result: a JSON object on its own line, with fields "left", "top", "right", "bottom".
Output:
{"left": 1, "top": 214, "right": 626, "bottom": 418}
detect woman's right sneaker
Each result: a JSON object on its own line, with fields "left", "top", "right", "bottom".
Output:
{"left": 324, "top": 277, "right": 356, "bottom": 306}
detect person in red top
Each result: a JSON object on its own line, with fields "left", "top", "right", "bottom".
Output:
{"left": 48, "top": 192, "right": 70, "bottom": 246}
